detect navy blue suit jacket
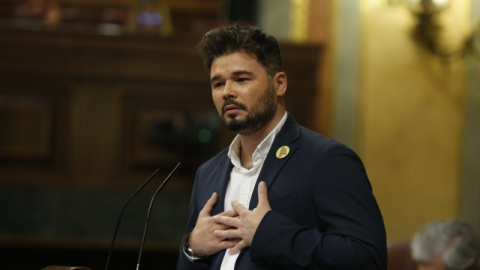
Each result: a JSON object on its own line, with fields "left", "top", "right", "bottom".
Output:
{"left": 177, "top": 114, "right": 387, "bottom": 269}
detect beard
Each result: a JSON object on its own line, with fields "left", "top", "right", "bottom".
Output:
{"left": 220, "top": 84, "right": 277, "bottom": 135}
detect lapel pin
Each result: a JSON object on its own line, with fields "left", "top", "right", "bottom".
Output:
{"left": 276, "top": 146, "right": 290, "bottom": 159}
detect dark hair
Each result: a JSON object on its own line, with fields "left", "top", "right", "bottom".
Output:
{"left": 197, "top": 25, "right": 283, "bottom": 78}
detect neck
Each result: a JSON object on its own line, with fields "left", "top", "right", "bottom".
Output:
{"left": 237, "top": 110, "right": 285, "bottom": 168}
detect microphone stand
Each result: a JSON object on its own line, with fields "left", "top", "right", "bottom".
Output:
{"left": 104, "top": 162, "right": 180, "bottom": 270}
{"left": 104, "top": 168, "right": 161, "bottom": 270}
{"left": 136, "top": 162, "right": 181, "bottom": 270}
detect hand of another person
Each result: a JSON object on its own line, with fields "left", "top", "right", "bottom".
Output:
{"left": 214, "top": 181, "right": 272, "bottom": 255}
{"left": 189, "top": 192, "right": 239, "bottom": 257}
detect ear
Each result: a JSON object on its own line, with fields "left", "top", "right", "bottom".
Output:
{"left": 273, "top": 72, "right": 287, "bottom": 97}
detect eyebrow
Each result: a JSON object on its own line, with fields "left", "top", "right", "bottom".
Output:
{"left": 210, "top": 70, "right": 254, "bottom": 83}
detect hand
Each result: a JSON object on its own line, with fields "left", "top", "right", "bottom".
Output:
{"left": 189, "top": 192, "right": 239, "bottom": 257}
{"left": 214, "top": 181, "right": 272, "bottom": 255}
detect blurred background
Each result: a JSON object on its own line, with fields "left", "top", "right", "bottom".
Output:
{"left": 0, "top": 0, "right": 478, "bottom": 269}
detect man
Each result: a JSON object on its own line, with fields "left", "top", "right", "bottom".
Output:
{"left": 177, "top": 24, "right": 387, "bottom": 269}
{"left": 411, "top": 219, "right": 480, "bottom": 270}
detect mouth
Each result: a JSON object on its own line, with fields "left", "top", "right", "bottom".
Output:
{"left": 222, "top": 101, "right": 246, "bottom": 116}
{"left": 223, "top": 104, "right": 241, "bottom": 115}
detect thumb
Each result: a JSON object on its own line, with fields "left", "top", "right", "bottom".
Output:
{"left": 257, "top": 181, "right": 271, "bottom": 209}
{"left": 199, "top": 192, "right": 218, "bottom": 217}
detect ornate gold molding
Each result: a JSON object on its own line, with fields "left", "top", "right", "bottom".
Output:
{"left": 289, "top": 0, "right": 310, "bottom": 43}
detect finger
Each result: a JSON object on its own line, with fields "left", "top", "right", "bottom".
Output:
{"left": 231, "top": 200, "right": 246, "bottom": 215}
{"left": 257, "top": 181, "right": 271, "bottom": 208}
{"left": 199, "top": 192, "right": 218, "bottom": 217}
{"left": 218, "top": 238, "right": 241, "bottom": 250}
{"left": 214, "top": 215, "right": 241, "bottom": 228}
{"left": 214, "top": 228, "right": 241, "bottom": 240}
{"left": 228, "top": 241, "right": 246, "bottom": 255}
{"left": 216, "top": 209, "right": 238, "bottom": 217}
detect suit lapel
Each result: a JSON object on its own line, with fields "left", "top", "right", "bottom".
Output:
{"left": 248, "top": 114, "right": 301, "bottom": 210}
{"left": 211, "top": 153, "right": 233, "bottom": 215}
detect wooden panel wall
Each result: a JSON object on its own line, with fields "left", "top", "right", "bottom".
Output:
{"left": 0, "top": 0, "right": 223, "bottom": 35}
{"left": 0, "top": 26, "right": 323, "bottom": 190}
{"left": 0, "top": 3, "right": 322, "bottom": 268}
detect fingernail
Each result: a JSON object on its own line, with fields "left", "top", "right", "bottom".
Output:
{"left": 259, "top": 181, "right": 266, "bottom": 187}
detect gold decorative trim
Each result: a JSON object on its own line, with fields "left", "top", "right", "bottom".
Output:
{"left": 289, "top": 0, "right": 310, "bottom": 43}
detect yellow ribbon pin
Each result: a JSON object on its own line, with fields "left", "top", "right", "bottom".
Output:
{"left": 276, "top": 146, "right": 290, "bottom": 159}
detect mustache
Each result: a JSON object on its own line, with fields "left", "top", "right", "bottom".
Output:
{"left": 222, "top": 99, "right": 247, "bottom": 114}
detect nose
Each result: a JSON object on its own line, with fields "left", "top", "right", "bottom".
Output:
{"left": 222, "top": 81, "right": 236, "bottom": 100}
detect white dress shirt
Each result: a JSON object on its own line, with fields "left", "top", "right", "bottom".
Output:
{"left": 220, "top": 112, "right": 287, "bottom": 270}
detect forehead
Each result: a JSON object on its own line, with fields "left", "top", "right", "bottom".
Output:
{"left": 210, "top": 51, "right": 265, "bottom": 75}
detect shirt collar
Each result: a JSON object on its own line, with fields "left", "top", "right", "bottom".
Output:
{"left": 228, "top": 112, "right": 288, "bottom": 168}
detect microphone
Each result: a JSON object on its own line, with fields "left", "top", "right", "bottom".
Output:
{"left": 104, "top": 162, "right": 181, "bottom": 270}
{"left": 136, "top": 162, "right": 181, "bottom": 270}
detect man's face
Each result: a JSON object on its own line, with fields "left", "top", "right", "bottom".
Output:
{"left": 209, "top": 51, "right": 277, "bottom": 135}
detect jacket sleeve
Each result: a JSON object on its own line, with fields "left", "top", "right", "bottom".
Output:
{"left": 176, "top": 169, "right": 211, "bottom": 270}
{"left": 250, "top": 145, "right": 387, "bottom": 269}
{"left": 176, "top": 234, "right": 212, "bottom": 270}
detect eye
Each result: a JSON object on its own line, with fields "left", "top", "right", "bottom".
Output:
{"left": 236, "top": 77, "right": 249, "bottom": 83}
{"left": 212, "top": 82, "right": 224, "bottom": 89}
